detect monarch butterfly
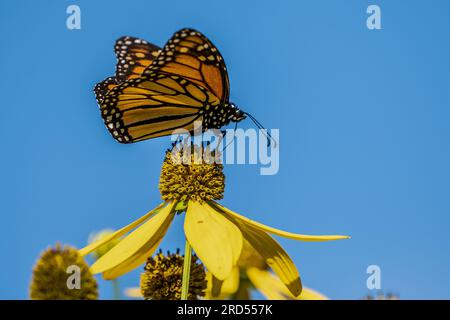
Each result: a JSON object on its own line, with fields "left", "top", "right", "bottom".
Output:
{"left": 94, "top": 28, "right": 248, "bottom": 144}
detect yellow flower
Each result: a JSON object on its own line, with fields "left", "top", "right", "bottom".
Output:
{"left": 30, "top": 243, "right": 98, "bottom": 300}
{"left": 80, "top": 146, "right": 348, "bottom": 297}
{"left": 140, "top": 249, "right": 207, "bottom": 300}
{"left": 125, "top": 249, "right": 207, "bottom": 300}
{"left": 205, "top": 241, "right": 328, "bottom": 300}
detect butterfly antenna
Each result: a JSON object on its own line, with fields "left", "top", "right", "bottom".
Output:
{"left": 222, "top": 121, "right": 238, "bottom": 151}
{"left": 243, "top": 112, "right": 277, "bottom": 147}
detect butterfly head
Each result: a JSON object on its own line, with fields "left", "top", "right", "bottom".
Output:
{"left": 228, "top": 102, "right": 247, "bottom": 123}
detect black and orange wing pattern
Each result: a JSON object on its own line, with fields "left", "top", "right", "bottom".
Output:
{"left": 95, "top": 29, "right": 241, "bottom": 144}
{"left": 94, "top": 76, "right": 118, "bottom": 105}
{"left": 99, "top": 72, "right": 220, "bottom": 143}
{"left": 94, "top": 37, "right": 161, "bottom": 105}
{"left": 114, "top": 36, "right": 161, "bottom": 83}
{"left": 143, "top": 28, "right": 230, "bottom": 103}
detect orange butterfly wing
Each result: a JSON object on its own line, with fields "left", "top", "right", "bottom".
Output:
{"left": 99, "top": 72, "right": 220, "bottom": 143}
{"left": 143, "top": 28, "right": 230, "bottom": 103}
{"left": 94, "top": 37, "right": 161, "bottom": 105}
{"left": 95, "top": 30, "right": 241, "bottom": 144}
{"left": 94, "top": 77, "right": 118, "bottom": 105}
{"left": 114, "top": 36, "right": 161, "bottom": 83}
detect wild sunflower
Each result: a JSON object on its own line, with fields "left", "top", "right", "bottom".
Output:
{"left": 205, "top": 241, "right": 328, "bottom": 300}
{"left": 30, "top": 243, "right": 98, "bottom": 300}
{"left": 140, "top": 249, "right": 207, "bottom": 300}
{"left": 80, "top": 145, "right": 348, "bottom": 297}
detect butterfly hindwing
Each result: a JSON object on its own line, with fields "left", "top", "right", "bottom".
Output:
{"left": 100, "top": 72, "right": 220, "bottom": 143}
{"left": 114, "top": 36, "right": 161, "bottom": 83}
{"left": 143, "top": 28, "right": 230, "bottom": 103}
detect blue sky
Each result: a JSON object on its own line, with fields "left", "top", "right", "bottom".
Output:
{"left": 1, "top": 0, "right": 449, "bottom": 299}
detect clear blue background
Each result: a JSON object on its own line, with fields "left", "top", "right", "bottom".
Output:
{"left": 1, "top": 0, "right": 449, "bottom": 299}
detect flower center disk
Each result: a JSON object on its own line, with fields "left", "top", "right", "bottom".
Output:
{"left": 159, "top": 147, "right": 225, "bottom": 203}
{"left": 140, "top": 250, "right": 206, "bottom": 300}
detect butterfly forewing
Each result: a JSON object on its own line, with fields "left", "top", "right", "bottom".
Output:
{"left": 94, "top": 37, "right": 161, "bottom": 106}
{"left": 114, "top": 36, "right": 162, "bottom": 83}
{"left": 143, "top": 28, "right": 230, "bottom": 103}
{"left": 94, "top": 77, "right": 118, "bottom": 105}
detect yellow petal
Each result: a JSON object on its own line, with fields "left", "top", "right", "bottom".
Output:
{"left": 90, "top": 202, "right": 175, "bottom": 277}
{"left": 247, "top": 268, "right": 290, "bottom": 300}
{"left": 124, "top": 287, "right": 143, "bottom": 299}
{"left": 102, "top": 229, "right": 165, "bottom": 279}
{"left": 210, "top": 202, "right": 349, "bottom": 241}
{"left": 234, "top": 221, "right": 302, "bottom": 297}
{"left": 205, "top": 267, "right": 240, "bottom": 300}
{"left": 247, "top": 268, "right": 327, "bottom": 300}
{"left": 298, "top": 287, "right": 328, "bottom": 300}
{"left": 221, "top": 267, "right": 240, "bottom": 296}
{"left": 185, "top": 201, "right": 243, "bottom": 280}
{"left": 79, "top": 203, "right": 164, "bottom": 257}
{"left": 210, "top": 274, "right": 224, "bottom": 298}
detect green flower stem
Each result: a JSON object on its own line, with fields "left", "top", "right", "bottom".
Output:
{"left": 181, "top": 239, "right": 192, "bottom": 300}
{"left": 112, "top": 279, "right": 121, "bottom": 300}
